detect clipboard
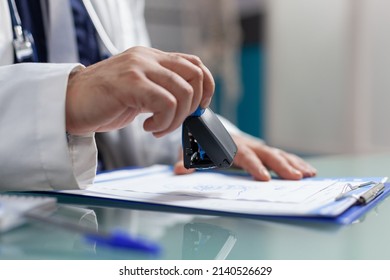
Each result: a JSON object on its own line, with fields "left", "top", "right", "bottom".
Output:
{"left": 244, "top": 183, "right": 390, "bottom": 225}
{"left": 24, "top": 166, "right": 390, "bottom": 225}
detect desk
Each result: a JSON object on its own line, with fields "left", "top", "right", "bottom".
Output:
{"left": 1, "top": 153, "right": 390, "bottom": 260}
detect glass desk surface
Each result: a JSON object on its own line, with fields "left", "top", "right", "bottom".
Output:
{"left": 1, "top": 153, "right": 390, "bottom": 260}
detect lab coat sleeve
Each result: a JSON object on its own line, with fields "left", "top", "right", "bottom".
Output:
{"left": 0, "top": 63, "right": 97, "bottom": 191}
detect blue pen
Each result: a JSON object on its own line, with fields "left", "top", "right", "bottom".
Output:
{"left": 85, "top": 230, "right": 161, "bottom": 254}
{"left": 23, "top": 211, "right": 161, "bottom": 254}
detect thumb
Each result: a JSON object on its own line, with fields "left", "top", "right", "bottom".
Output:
{"left": 173, "top": 148, "right": 195, "bottom": 175}
{"left": 173, "top": 160, "right": 195, "bottom": 175}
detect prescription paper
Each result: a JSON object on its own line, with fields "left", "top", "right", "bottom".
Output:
{"left": 64, "top": 165, "right": 385, "bottom": 217}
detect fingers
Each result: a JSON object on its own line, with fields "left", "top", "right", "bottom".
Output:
{"left": 231, "top": 134, "right": 317, "bottom": 181}
{"left": 173, "top": 148, "right": 195, "bottom": 175}
{"left": 159, "top": 53, "right": 203, "bottom": 114}
{"left": 259, "top": 148, "right": 304, "bottom": 180}
{"left": 173, "top": 53, "right": 215, "bottom": 109}
{"left": 153, "top": 52, "right": 215, "bottom": 136}
{"left": 145, "top": 65, "right": 194, "bottom": 136}
{"left": 173, "top": 160, "right": 195, "bottom": 175}
{"left": 282, "top": 152, "right": 317, "bottom": 178}
{"left": 256, "top": 147, "right": 317, "bottom": 180}
{"left": 233, "top": 145, "right": 271, "bottom": 181}
{"left": 116, "top": 70, "right": 176, "bottom": 133}
{"left": 66, "top": 46, "right": 214, "bottom": 136}
{"left": 134, "top": 47, "right": 214, "bottom": 137}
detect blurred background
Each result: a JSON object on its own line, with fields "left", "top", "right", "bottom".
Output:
{"left": 144, "top": 0, "right": 390, "bottom": 157}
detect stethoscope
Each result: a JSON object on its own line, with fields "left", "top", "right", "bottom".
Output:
{"left": 81, "top": 0, "right": 119, "bottom": 56}
{"left": 8, "top": 0, "right": 118, "bottom": 63}
{"left": 8, "top": 0, "right": 37, "bottom": 63}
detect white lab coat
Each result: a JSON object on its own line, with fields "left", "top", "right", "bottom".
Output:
{"left": 0, "top": 0, "right": 240, "bottom": 191}
{"left": 0, "top": 0, "right": 145, "bottom": 191}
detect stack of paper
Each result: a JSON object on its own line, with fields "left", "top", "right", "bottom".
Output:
{"left": 59, "top": 165, "right": 388, "bottom": 222}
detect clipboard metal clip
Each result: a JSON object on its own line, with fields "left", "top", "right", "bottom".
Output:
{"left": 335, "top": 182, "right": 385, "bottom": 205}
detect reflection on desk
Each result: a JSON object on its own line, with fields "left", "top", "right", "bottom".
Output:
{"left": 0, "top": 206, "right": 162, "bottom": 260}
{"left": 0, "top": 205, "right": 97, "bottom": 259}
{"left": 1, "top": 153, "right": 390, "bottom": 260}
{"left": 182, "top": 222, "right": 237, "bottom": 260}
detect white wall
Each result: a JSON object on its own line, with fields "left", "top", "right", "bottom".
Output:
{"left": 266, "top": 0, "right": 390, "bottom": 155}
{"left": 266, "top": 0, "right": 352, "bottom": 155}
{"left": 353, "top": 0, "right": 390, "bottom": 153}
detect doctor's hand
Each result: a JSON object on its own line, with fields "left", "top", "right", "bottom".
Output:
{"left": 174, "top": 133, "right": 317, "bottom": 181}
{"left": 65, "top": 46, "right": 214, "bottom": 137}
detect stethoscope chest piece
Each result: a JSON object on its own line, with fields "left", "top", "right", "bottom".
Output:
{"left": 8, "top": 0, "right": 37, "bottom": 63}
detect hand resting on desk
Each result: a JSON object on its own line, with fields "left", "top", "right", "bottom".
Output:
{"left": 174, "top": 133, "right": 317, "bottom": 181}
